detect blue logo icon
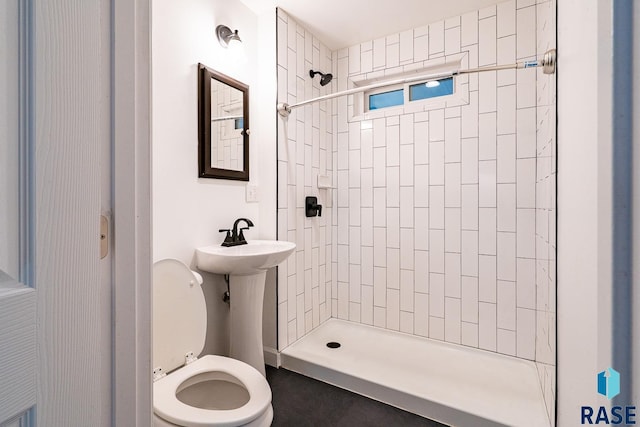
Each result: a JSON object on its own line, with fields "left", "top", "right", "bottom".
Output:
{"left": 597, "top": 367, "right": 620, "bottom": 399}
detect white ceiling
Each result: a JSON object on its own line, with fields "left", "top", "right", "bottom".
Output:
{"left": 240, "top": 0, "right": 500, "bottom": 50}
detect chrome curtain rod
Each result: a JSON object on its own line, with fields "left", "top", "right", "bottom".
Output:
{"left": 277, "top": 49, "right": 556, "bottom": 117}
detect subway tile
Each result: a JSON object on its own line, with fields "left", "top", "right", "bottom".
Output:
{"left": 373, "top": 118, "right": 386, "bottom": 147}
{"left": 349, "top": 264, "right": 361, "bottom": 302}
{"left": 349, "top": 152, "right": 361, "bottom": 188}
{"left": 445, "top": 117, "right": 461, "bottom": 163}
{"left": 349, "top": 226, "right": 361, "bottom": 263}
{"left": 497, "top": 86, "right": 517, "bottom": 134}
{"left": 430, "top": 230, "right": 445, "bottom": 273}
{"left": 361, "top": 208, "right": 374, "bottom": 246}
{"left": 361, "top": 168, "right": 373, "bottom": 207}
{"left": 400, "top": 229, "right": 415, "bottom": 270}
{"left": 461, "top": 185, "right": 479, "bottom": 230}
{"left": 516, "top": 308, "right": 536, "bottom": 359}
{"left": 478, "top": 17, "right": 497, "bottom": 66}
{"left": 497, "top": 280, "right": 516, "bottom": 330}
{"left": 478, "top": 71, "right": 497, "bottom": 113}
{"left": 445, "top": 163, "right": 461, "bottom": 207}
{"left": 445, "top": 26, "right": 461, "bottom": 56}
{"left": 386, "top": 125, "right": 400, "bottom": 166}
{"left": 429, "top": 316, "right": 445, "bottom": 340}
{"left": 386, "top": 42, "right": 400, "bottom": 68}
{"left": 497, "top": 135, "right": 516, "bottom": 183}
{"left": 430, "top": 142, "right": 445, "bottom": 185}
{"left": 462, "top": 138, "right": 479, "bottom": 184}
{"left": 361, "top": 246, "right": 374, "bottom": 286}
{"left": 400, "top": 311, "right": 414, "bottom": 334}
{"left": 361, "top": 127, "right": 373, "bottom": 167}
{"left": 373, "top": 147, "right": 386, "bottom": 187}
{"left": 400, "top": 145, "right": 414, "bottom": 186}
{"left": 479, "top": 255, "right": 497, "bottom": 302}
{"left": 517, "top": 67, "right": 537, "bottom": 108}
{"left": 479, "top": 4, "right": 496, "bottom": 19}
{"left": 478, "top": 114, "right": 497, "bottom": 163}
{"left": 479, "top": 208, "right": 497, "bottom": 254}
{"left": 373, "top": 226, "right": 386, "bottom": 267}
{"left": 400, "top": 269, "right": 415, "bottom": 311}
{"left": 445, "top": 253, "right": 461, "bottom": 297}
{"left": 497, "top": 0, "right": 516, "bottom": 37}
{"left": 497, "top": 36, "right": 516, "bottom": 86}
{"left": 387, "top": 167, "right": 400, "bottom": 207}
{"left": 429, "top": 20, "right": 445, "bottom": 54}
{"left": 517, "top": 258, "right": 536, "bottom": 308}
{"left": 374, "top": 266, "right": 386, "bottom": 306}
{"left": 461, "top": 11, "right": 478, "bottom": 46}
{"left": 429, "top": 273, "right": 445, "bottom": 317}
{"left": 361, "top": 285, "right": 374, "bottom": 325}
{"left": 415, "top": 293, "right": 430, "bottom": 337}
{"left": 414, "top": 250, "right": 429, "bottom": 292}
{"left": 445, "top": 208, "right": 461, "bottom": 253}
{"left": 400, "top": 114, "right": 414, "bottom": 145}
{"left": 516, "top": 107, "right": 536, "bottom": 158}
{"left": 517, "top": 158, "right": 536, "bottom": 208}
{"left": 479, "top": 302, "right": 497, "bottom": 351}
{"left": 516, "top": 6, "right": 536, "bottom": 59}
{"left": 462, "top": 230, "right": 479, "bottom": 276}
{"left": 497, "top": 329, "right": 516, "bottom": 356}
{"left": 462, "top": 276, "right": 479, "bottom": 323}
{"left": 373, "top": 37, "right": 386, "bottom": 69}
{"left": 400, "top": 30, "right": 414, "bottom": 63}
{"left": 415, "top": 165, "right": 429, "bottom": 207}
{"left": 361, "top": 49, "right": 373, "bottom": 74}
{"left": 497, "top": 232, "right": 516, "bottom": 281}
{"left": 414, "top": 208, "right": 429, "bottom": 250}
{"left": 400, "top": 187, "right": 414, "bottom": 228}
{"left": 277, "top": 20, "right": 288, "bottom": 66}
{"left": 445, "top": 298, "right": 462, "bottom": 343}
{"left": 462, "top": 322, "right": 479, "bottom": 347}
{"left": 430, "top": 186, "right": 445, "bottom": 229}
{"left": 349, "top": 44, "right": 360, "bottom": 75}
{"left": 497, "top": 184, "right": 517, "bottom": 232}
{"left": 386, "top": 208, "right": 400, "bottom": 248}
{"left": 462, "top": 91, "right": 479, "bottom": 138}
{"left": 374, "top": 306, "right": 386, "bottom": 328}
{"left": 479, "top": 160, "right": 497, "bottom": 207}
{"left": 414, "top": 34, "right": 429, "bottom": 62}
{"left": 429, "top": 109, "right": 445, "bottom": 141}
{"left": 386, "top": 289, "right": 400, "bottom": 331}
{"left": 517, "top": 208, "right": 536, "bottom": 258}
{"left": 373, "top": 187, "right": 386, "bottom": 227}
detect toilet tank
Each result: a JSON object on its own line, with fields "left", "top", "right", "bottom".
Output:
{"left": 153, "top": 259, "right": 207, "bottom": 375}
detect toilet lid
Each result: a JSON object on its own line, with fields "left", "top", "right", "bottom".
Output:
{"left": 153, "top": 259, "right": 207, "bottom": 374}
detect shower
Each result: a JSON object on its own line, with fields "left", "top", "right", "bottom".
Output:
{"left": 309, "top": 69, "right": 333, "bottom": 86}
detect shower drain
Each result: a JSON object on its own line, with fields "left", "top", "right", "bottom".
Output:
{"left": 326, "top": 341, "right": 341, "bottom": 349}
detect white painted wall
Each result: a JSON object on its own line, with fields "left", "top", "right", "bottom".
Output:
{"left": 557, "top": 0, "right": 614, "bottom": 423}
{"left": 152, "top": 0, "right": 279, "bottom": 356}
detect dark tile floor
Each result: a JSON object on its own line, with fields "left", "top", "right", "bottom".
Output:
{"left": 266, "top": 366, "right": 447, "bottom": 427}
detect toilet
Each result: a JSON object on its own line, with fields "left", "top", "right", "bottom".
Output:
{"left": 153, "top": 259, "right": 273, "bottom": 427}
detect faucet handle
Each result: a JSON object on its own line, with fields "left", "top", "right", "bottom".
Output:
{"left": 218, "top": 229, "right": 232, "bottom": 244}
{"left": 238, "top": 227, "right": 250, "bottom": 242}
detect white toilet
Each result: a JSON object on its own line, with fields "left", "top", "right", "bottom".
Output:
{"left": 153, "top": 259, "right": 273, "bottom": 427}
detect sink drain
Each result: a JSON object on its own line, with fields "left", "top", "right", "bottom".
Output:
{"left": 326, "top": 341, "right": 341, "bottom": 349}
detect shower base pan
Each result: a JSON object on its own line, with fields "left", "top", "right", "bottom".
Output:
{"left": 280, "top": 319, "right": 550, "bottom": 427}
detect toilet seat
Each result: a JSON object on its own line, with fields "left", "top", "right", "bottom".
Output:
{"left": 154, "top": 355, "right": 272, "bottom": 427}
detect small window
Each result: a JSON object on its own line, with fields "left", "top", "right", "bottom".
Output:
{"left": 409, "top": 77, "right": 454, "bottom": 101}
{"left": 369, "top": 89, "right": 404, "bottom": 110}
{"left": 234, "top": 118, "right": 244, "bottom": 129}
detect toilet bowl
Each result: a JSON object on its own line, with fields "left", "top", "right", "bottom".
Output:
{"left": 153, "top": 259, "right": 273, "bottom": 427}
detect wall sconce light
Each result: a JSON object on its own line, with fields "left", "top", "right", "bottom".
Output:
{"left": 216, "top": 25, "right": 242, "bottom": 48}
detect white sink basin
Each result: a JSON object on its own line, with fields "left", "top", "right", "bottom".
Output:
{"left": 196, "top": 240, "right": 296, "bottom": 275}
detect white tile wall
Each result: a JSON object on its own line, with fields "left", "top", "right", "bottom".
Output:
{"left": 277, "top": 2, "right": 555, "bottom": 423}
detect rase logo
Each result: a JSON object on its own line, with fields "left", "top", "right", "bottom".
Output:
{"left": 581, "top": 367, "right": 636, "bottom": 425}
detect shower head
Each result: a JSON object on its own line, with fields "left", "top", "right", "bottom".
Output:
{"left": 309, "top": 69, "right": 333, "bottom": 86}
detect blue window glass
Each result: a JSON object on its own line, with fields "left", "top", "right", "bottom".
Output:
{"left": 369, "top": 89, "right": 404, "bottom": 110}
{"left": 409, "top": 77, "right": 454, "bottom": 101}
{"left": 234, "top": 118, "right": 244, "bottom": 129}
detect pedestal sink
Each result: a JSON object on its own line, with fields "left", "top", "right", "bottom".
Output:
{"left": 195, "top": 240, "right": 295, "bottom": 376}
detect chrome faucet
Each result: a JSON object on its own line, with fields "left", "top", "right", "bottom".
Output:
{"left": 219, "top": 218, "right": 254, "bottom": 247}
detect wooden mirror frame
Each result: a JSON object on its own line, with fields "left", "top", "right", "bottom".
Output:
{"left": 198, "top": 63, "right": 249, "bottom": 180}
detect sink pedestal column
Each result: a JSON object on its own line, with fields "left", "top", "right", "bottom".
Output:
{"left": 229, "top": 271, "right": 267, "bottom": 377}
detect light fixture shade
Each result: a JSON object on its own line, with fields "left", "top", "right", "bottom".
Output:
{"left": 425, "top": 80, "right": 440, "bottom": 88}
{"left": 216, "top": 25, "right": 241, "bottom": 48}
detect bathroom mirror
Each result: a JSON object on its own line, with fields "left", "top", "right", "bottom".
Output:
{"left": 198, "top": 63, "right": 249, "bottom": 180}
